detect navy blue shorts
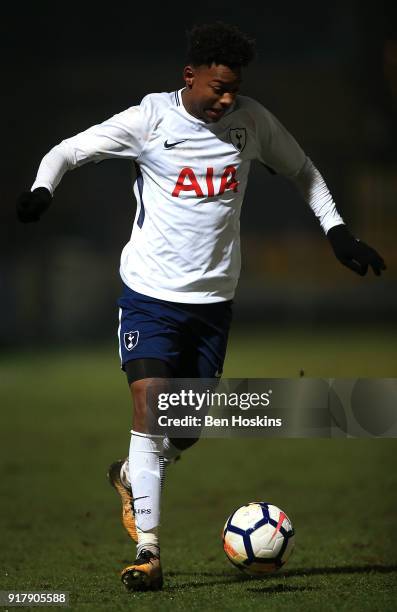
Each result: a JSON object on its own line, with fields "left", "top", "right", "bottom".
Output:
{"left": 117, "top": 283, "right": 233, "bottom": 378}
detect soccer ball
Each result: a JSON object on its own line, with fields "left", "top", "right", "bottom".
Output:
{"left": 222, "top": 502, "right": 295, "bottom": 575}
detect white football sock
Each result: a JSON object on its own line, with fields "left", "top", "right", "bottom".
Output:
{"left": 129, "top": 430, "right": 164, "bottom": 557}
{"left": 121, "top": 457, "right": 165, "bottom": 490}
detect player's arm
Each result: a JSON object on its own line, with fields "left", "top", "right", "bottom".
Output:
{"left": 255, "top": 105, "right": 386, "bottom": 276}
{"left": 17, "top": 106, "right": 148, "bottom": 223}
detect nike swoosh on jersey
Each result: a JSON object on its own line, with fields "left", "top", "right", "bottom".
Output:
{"left": 164, "top": 139, "right": 187, "bottom": 149}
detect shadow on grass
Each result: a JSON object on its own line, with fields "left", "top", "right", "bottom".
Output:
{"left": 162, "top": 564, "right": 397, "bottom": 591}
{"left": 166, "top": 581, "right": 317, "bottom": 594}
{"left": 164, "top": 577, "right": 315, "bottom": 594}
{"left": 246, "top": 584, "right": 316, "bottom": 594}
{"left": 283, "top": 564, "right": 397, "bottom": 578}
{"left": 167, "top": 563, "right": 397, "bottom": 578}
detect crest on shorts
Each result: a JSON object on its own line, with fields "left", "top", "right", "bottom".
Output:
{"left": 230, "top": 128, "right": 246, "bottom": 152}
{"left": 124, "top": 330, "right": 139, "bottom": 351}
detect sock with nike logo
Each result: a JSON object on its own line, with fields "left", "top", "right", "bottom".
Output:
{"left": 129, "top": 430, "right": 164, "bottom": 556}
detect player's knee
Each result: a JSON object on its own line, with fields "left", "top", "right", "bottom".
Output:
{"left": 131, "top": 378, "right": 170, "bottom": 434}
{"left": 131, "top": 379, "right": 150, "bottom": 431}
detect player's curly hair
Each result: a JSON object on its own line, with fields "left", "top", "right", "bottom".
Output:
{"left": 186, "top": 22, "right": 256, "bottom": 68}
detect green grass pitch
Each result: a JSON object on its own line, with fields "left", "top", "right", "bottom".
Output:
{"left": 1, "top": 326, "right": 396, "bottom": 611}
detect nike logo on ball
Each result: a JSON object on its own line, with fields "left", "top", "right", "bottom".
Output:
{"left": 164, "top": 139, "right": 187, "bottom": 149}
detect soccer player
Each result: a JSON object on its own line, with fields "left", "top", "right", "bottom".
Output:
{"left": 17, "top": 22, "right": 386, "bottom": 592}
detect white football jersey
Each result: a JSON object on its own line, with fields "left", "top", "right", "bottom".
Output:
{"left": 32, "top": 88, "right": 343, "bottom": 303}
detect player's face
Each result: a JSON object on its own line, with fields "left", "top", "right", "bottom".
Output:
{"left": 182, "top": 63, "right": 241, "bottom": 123}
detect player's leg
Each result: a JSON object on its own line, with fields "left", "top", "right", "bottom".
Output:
{"left": 108, "top": 358, "right": 171, "bottom": 547}
{"left": 109, "top": 284, "right": 176, "bottom": 590}
{"left": 120, "top": 359, "right": 173, "bottom": 592}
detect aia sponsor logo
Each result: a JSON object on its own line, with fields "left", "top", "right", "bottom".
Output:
{"left": 172, "top": 165, "right": 239, "bottom": 197}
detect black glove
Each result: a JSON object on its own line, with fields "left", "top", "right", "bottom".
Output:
{"left": 327, "top": 224, "right": 386, "bottom": 276}
{"left": 17, "top": 187, "right": 52, "bottom": 223}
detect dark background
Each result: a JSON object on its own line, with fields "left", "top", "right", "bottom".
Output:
{"left": 1, "top": 1, "right": 397, "bottom": 345}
